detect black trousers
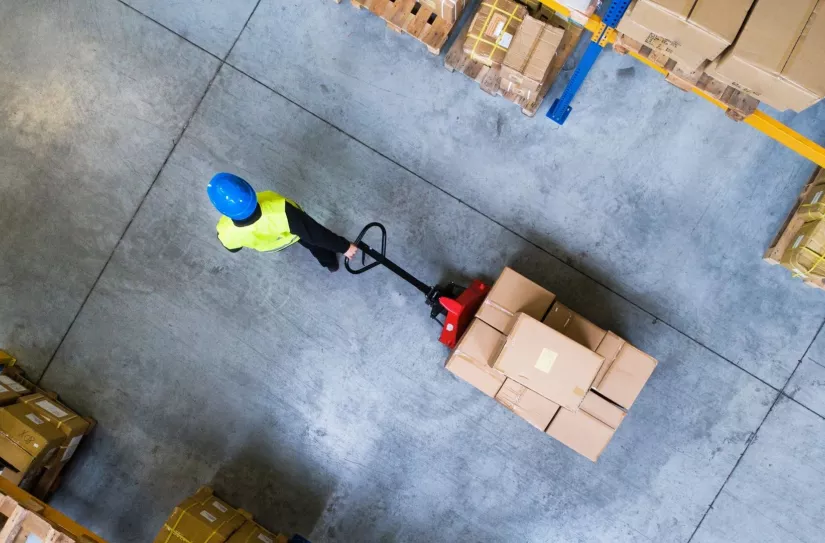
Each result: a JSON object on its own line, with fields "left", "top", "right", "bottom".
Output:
{"left": 285, "top": 203, "right": 350, "bottom": 269}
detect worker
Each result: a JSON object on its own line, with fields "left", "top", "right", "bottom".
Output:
{"left": 207, "top": 173, "right": 358, "bottom": 272}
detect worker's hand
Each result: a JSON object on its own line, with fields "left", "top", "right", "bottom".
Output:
{"left": 344, "top": 244, "right": 358, "bottom": 261}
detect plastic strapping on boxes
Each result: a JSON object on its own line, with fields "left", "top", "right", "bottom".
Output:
{"left": 163, "top": 500, "right": 202, "bottom": 543}
{"left": 792, "top": 245, "right": 825, "bottom": 278}
{"left": 467, "top": 0, "right": 524, "bottom": 62}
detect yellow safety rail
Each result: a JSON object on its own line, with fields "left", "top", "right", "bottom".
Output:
{"left": 539, "top": 0, "right": 825, "bottom": 168}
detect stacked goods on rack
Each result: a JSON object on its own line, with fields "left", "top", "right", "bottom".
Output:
{"left": 349, "top": 0, "right": 461, "bottom": 54}
{"left": 615, "top": 0, "right": 825, "bottom": 113}
{"left": 154, "top": 487, "right": 292, "bottom": 543}
{"left": 0, "top": 475, "right": 107, "bottom": 542}
{"left": 0, "top": 363, "right": 95, "bottom": 500}
{"left": 446, "top": 268, "right": 657, "bottom": 461}
{"left": 445, "top": 1, "right": 585, "bottom": 116}
{"left": 765, "top": 168, "right": 825, "bottom": 289}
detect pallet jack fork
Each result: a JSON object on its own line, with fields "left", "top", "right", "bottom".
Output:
{"left": 346, "top": 223, "right": 489, "bottom": 349}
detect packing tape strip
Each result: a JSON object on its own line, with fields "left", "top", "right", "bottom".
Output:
{"left": 483, "top": 299, "right": 514, "bottom": 316}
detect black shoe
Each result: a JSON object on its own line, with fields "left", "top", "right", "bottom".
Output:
{"left": 326, "top": 261, "right": 340, "bottom": 273}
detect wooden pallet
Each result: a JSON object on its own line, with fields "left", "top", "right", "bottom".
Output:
{"left": 351, "top": 0, "right": 455, "bottom": 54}
{"left": 612, "top": 33, "right": 759, "bottom": 121}
{"left": 444, "top": 11, "right": 584, "bottom": 117}
{"left": 764, "top": 168, "right": 825, "bottom": 290}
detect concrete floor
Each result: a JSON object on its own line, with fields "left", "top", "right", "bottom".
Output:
{"left": 1, "top": 0, "right": 824, "bottom": 541}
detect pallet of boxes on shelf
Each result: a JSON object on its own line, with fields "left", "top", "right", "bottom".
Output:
{"left": 444, "top": 0, "right": 586, "bottom": 116}
{"left": 350, "top": 0, "right": 464, "bottom": 54}
{"left": 445, "top": 268, "right": 658, "bottom": 462}
{"left": 154, "top": 486, "right": 292, "bottom": 543}
{"left": 0, "top": 362, "right": 95, "bottom": 501}
{"left": 764, "top": 168, "right": 825, "bottom": 290}
{"left": 614, "top": 0, "right": 825, "bottom": 116}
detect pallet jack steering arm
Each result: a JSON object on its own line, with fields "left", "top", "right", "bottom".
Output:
{"left": 345, "top": 222, "right": 489, "bottom": 348}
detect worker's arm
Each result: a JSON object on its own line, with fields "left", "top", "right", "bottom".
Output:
{"left": 217, "top": 233, "right": 242, "bottom": 253}
{"left": 285, "top": 203, "right": 351, "bottom": 254}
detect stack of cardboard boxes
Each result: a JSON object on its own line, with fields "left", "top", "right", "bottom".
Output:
{"left": 463, "top": 0, "right": 567, "bottom": 99}
{"left": 780, "top": 169, "right": 825, "bottom": 279}
{"left": 446, "top": 268, "right": 657, "bottom": 461}
{"left": 616, "top": 0, "right": 825, "bottom": 112}
{"left": 419, "top": 0, "right": 467, "bottom": 24}
{"left": 154, "top": 487, "right": 290, "bottom": 543}
{"left": 0, "top": 363, "right": 94, "bottom": 495}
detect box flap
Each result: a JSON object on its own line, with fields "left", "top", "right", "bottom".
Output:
{"left": 546, "top": 408, "right": 616, "bottom": 462}
{"left": 594, "top": 343, "right": 657, "bottom": 409}
{"left": 476, "top": 267, "right": 556, "bottom": 334}
{"left": 495, "top": 378, "right": 560, "bottom": 430}
{"left": 581, "top": 392, "right": 626, "bottom": 429}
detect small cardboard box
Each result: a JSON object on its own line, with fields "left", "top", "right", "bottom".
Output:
{"left": 493, "top": 314, "right": 604, "bottom": 411}
{"left": 476, "top": 267, "right": 556, "bottom": 335}
{"left": 0, "top": 403, "right": 64, "bottom": 474}
{"left": 464, "top": 0, "right": 528, "bottom": 66}
{"left": 495, "top": 378, "right": 560, "bottom": 430}
{"left": 19, "top": 393, "right": 92, "bottom": 463}
{"left": 593, "top": 342, "right": 658, "bottom": 410}
{"left": 580, "top": 392, "right": 626, "bottom": 429}
{"left": 781, "top": 220, "right": 825, "bottom": 279}
{"left": 546, "top": 407, "right": 615, "bottom": 462}
{"left": 419, "top": 0, "right": 467, "bottom": 24}
{"left": 0, "top": 374, "right": 31, "bottom": 396}
{"left": 0, "top": 383, "right": 20, "bottom": 407}
{"left": 500, "top": 16, "right": 564, "bottom": 98}
{"left": 226, "top": 521, "right": 283, "bottom": 543}
{"left": 154, "top": 487, "right": 248, "bottom": 543}
{"left": 446, "top": 319, "right": 506, "bottom": 397}
{"left": 543, "top": 302, "right": 606, "bottom": 351}
{"left": 593, "top": 332, "right": 625, "bottom": 386}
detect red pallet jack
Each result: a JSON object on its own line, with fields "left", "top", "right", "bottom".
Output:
{"left": 346, "top": 223, "right": 489, "bottom": 349}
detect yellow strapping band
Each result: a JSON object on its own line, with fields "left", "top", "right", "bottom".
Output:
{"left": 469, "top": 0, "right": 524, "bottom": 62}
{"left": 163, "top": 500, "right": 202, "bottom": 543}
{"left": 204, "top": 511, "right": 242, "bottom": 543}
{"left": 795, "top": 245, "right": 825, "bottom": 278}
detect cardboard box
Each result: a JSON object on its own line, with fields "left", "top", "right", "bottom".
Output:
{"left": 493, "top": 314, "right": 604, "bottom": 411}
{"left": 797, "top": 184, "right": 825, "bottom": 222}
{"left": 495, "top": 378, "right": 560, "bottom": 430}
{"left": 781, "top": 219, "right": 825, "bottom": 279}
{"left": 0, "top": 384, "right": 19, "bottom": 407}
{"left": 464, "top": 0, "right": 528, "bottom": 66}
{"left": 712, "top": 0, "right": 824, "bottom": 112}
{"left": 475, "top": 267, "right": 556, "bottom": 334}
{"left": 543, "top": 302, "right": 606, "bottom": 351}
{"left": 593, "top": 332, "right": 625, "bottom": 387}
{"left": 226, "top": 521, "right": 283, "bottom": 543}
{"left": 419, "top": 0, "right": 467, "bottom": 24}
{"left": 630, "top": 0, "right": 754, "bottom": 62}
{"left": 593, "top": 342, "right": 658, "bottom": 409}
{"left": 0, "top": 403, "right": 64, "bottom": 474}
{"left": 580, "top": 392, "right": 626, "bottom": 429}
{"left": 616, "top": 10, "right": 708, "bottom": 71}
{"left": 546, "top": 407, "right": 615, "bottom": 462}
{"left": 0, "top": 374, "right": 31, "bottom": 396}
{"left": 19, "top": 393, "right": 92, "bottom": 463}
{"left": 500, "top": 16, "right": 564, "bottom": 98}
{"left": 446, "top": 319, "right": 506, "bottom": 397}
{"left": 154, "top": 487, "right": 248, "bottom": 543}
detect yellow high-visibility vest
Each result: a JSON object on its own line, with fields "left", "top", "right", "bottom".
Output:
{"left": 216, "top": 191, "right": 300, "bottom": 252}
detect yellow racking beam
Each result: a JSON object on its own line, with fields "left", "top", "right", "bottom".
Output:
{"left": 538, "top": 0, "right": 825, "bottom": 168}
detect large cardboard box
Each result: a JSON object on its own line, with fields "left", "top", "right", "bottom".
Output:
{"left": 500, "top": 16, "right": 564, "bottom": 98}
{"left": 493, "top": 314, "right": 604, "bottom": 411}
{"left": 226, "top": 521, "right": 284, "bottom": 543}
{"left": 19, "top": 393, "right": 92, "bottom": 464}
{"left": 0, "top": 403, "right": 64, "bottom": 474}
{"left": 154, "top": 487, "right": 248, "bottom": 543}
{"left": 464, "top": 0, "right": 528, "bottom": 66}
{"left": 543, "top": 302, "right": 606, "bottom": 351}
{"left": 616, "top": 11, "right": 708, "bottom": 71}
{"left": 476, "top": 267, "right": 556, "bottom": 334}
{"left": 446, "top": 318, "right": 507, "bottom": 397}
{"left": 593, "top": 342, "right": 658, "bottom": 409}
{"left": 495, "top": 378, "right": 560, "bottom": 430}
{"left": 712, "top": 0, "right": 824, "bottom": 112}
{"left": 546, "top": 407, "right": 615, "bottom": 462}
{"left": 419, "top": 0, "right": 467, "bottom": 24}
{"left": 781, "top": 220, "right": 825, "bottom": 279}
{"left": 629, "top": 0, "right": 754, "bottom": 62}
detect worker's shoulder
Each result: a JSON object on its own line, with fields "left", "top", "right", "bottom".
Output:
{"left": 216, "top": 215, "right": 234, "bottom": 230}
{"left": 256, "top": 190, "right": 282, "bottom": 203}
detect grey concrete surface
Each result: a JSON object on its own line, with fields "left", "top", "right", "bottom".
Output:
{"left": 229, "top": 0, "right": 825, "bottom": 388}
{"left": 0, "top": 0, "right": 218, "bottom": 376}
{"left": 121, "top": 0, "right": 260, "bottom": 57}
{"left": 691, "top": 396, "right": 825, "bottom": 543}
{"left": 1, "top": 1, "right": 824, "bottom": 542}
{"left": 42, "top": 67, "right": 777, "bottom": 542}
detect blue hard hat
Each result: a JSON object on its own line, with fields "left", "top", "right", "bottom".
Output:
{"left": 207, "top": 173, "right": 258, "bottom": 220}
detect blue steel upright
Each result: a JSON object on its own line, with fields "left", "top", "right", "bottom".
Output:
{"left": 547, "top": 0, "right": 632, "bottom": 125}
